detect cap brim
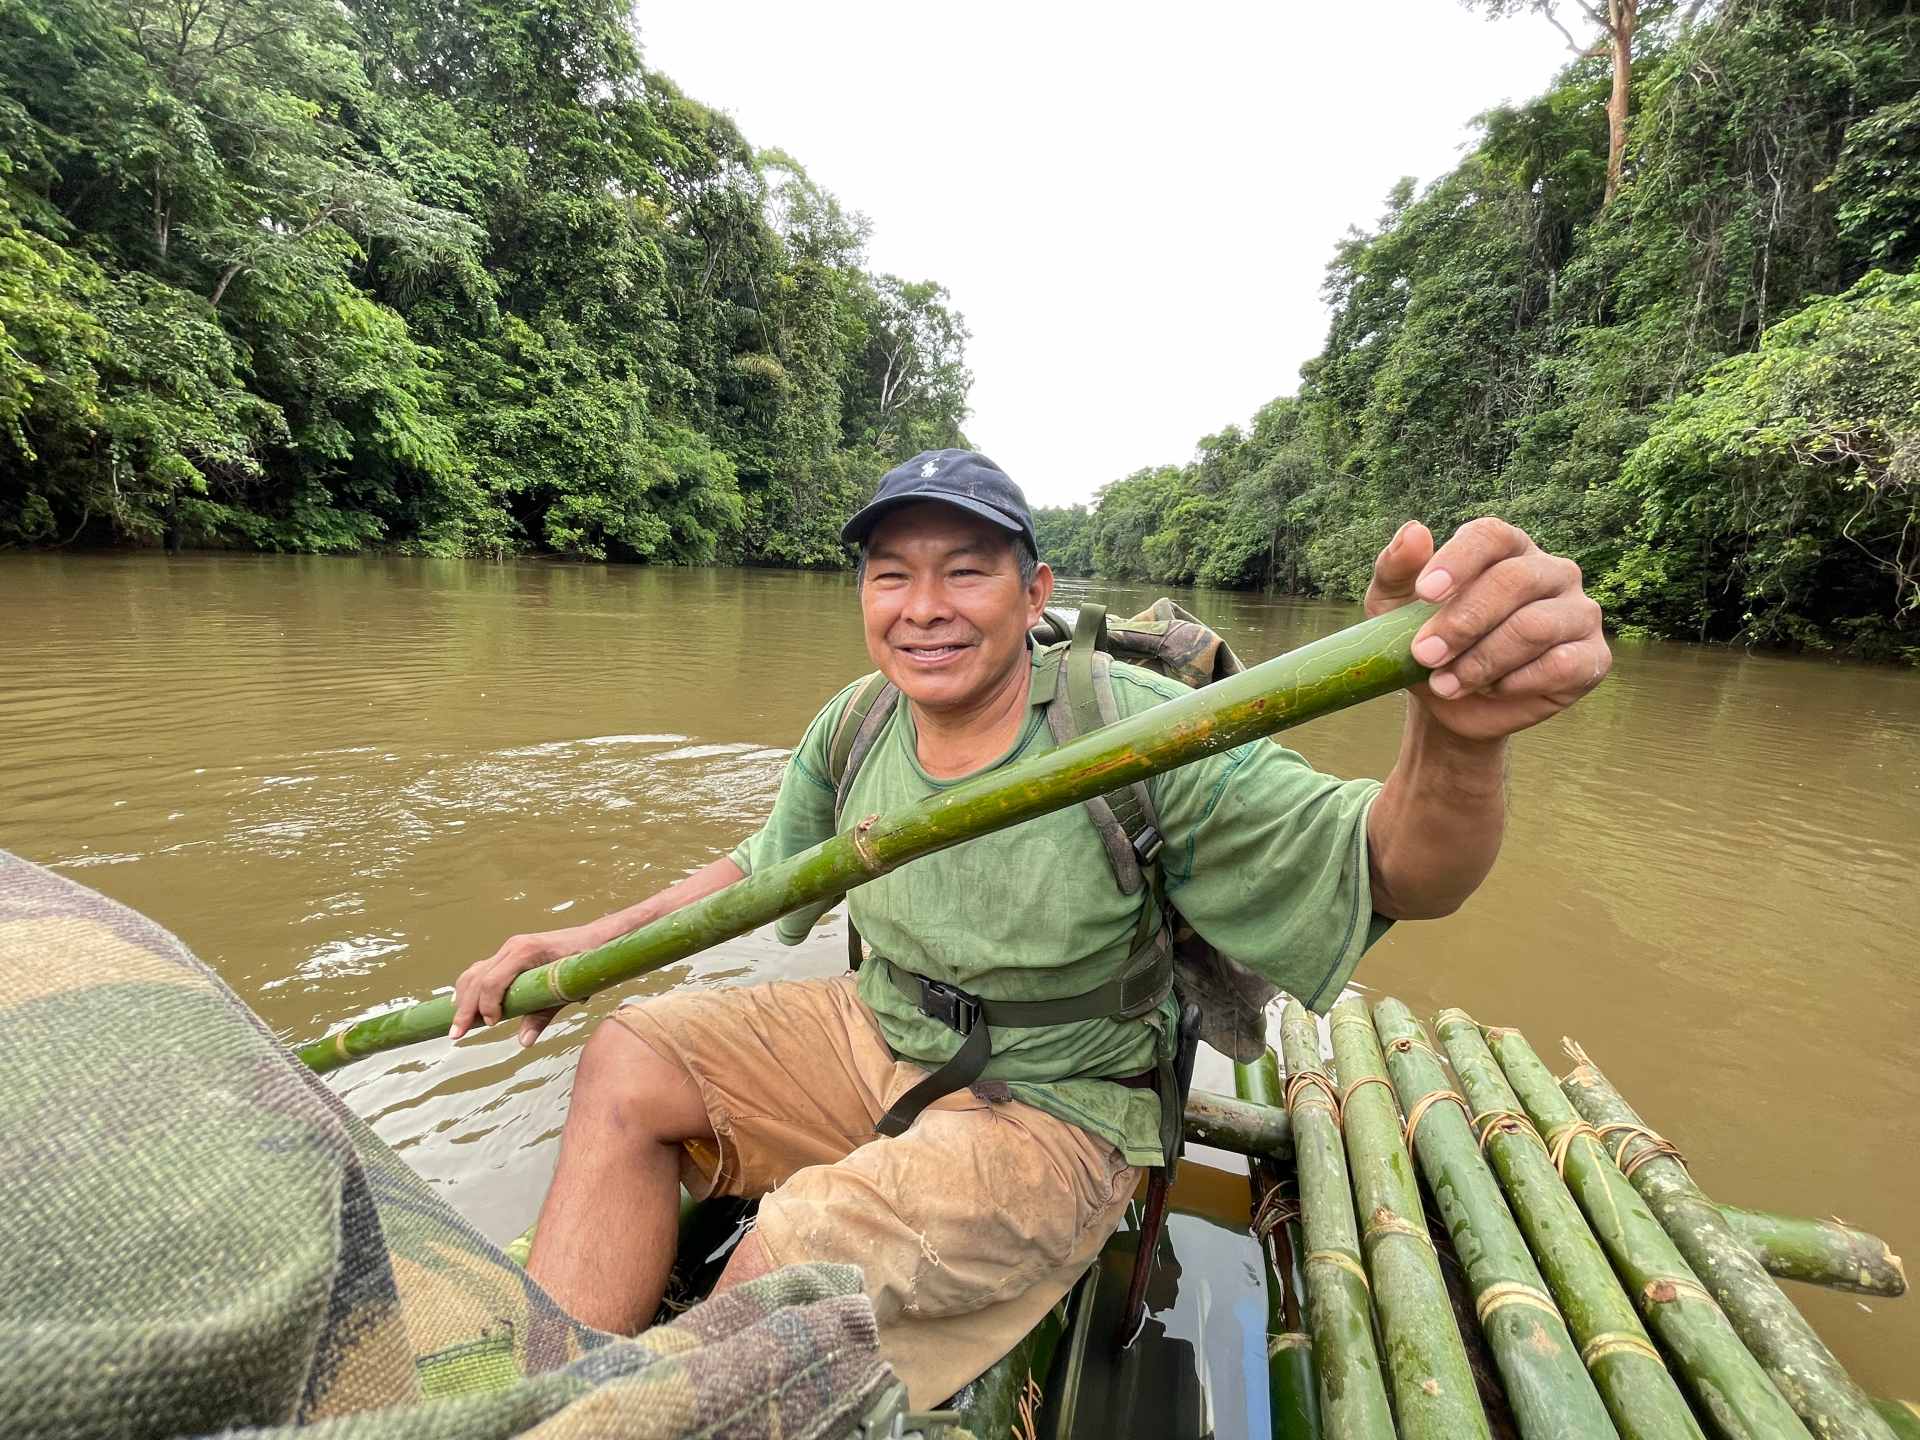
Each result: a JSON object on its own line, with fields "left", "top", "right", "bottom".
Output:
{"left": 840, "top": 490, "right": 1031, "bottom": 547}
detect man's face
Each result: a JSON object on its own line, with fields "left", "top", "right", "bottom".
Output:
{"left": 859, "top": 503, "right": 1053, "bottom": 715}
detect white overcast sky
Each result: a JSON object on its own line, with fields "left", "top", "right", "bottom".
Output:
{"left": 636, "top": 4, "right": 1574, "bottom": 507}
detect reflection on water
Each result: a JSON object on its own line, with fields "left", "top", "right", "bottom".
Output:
{"left": 2, "top": 552, "right": 1916, "bottom": 1391}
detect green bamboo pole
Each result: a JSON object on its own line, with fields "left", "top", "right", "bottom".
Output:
{"left": 1487, "top": 1028, "right": 1809, "bottom": 1440}
{"left": 1277, "top": 1001, "right": 1395, "bottom": 1440}
{"left": 1372, "top": 1000, "right": 1615, "bottom": 1440}
{"left": 1237, "top": 1050, "right": 1323, "bottom": 1440}
{"left": 297, "top": 601, "right": 1437, "bottom": 1073}
{"left": 1561, "top": 1046, "right": 1893, "bottom": 1440}
{"left": 1184, "top": 1088, "right": 1294, "bottom": 1165}
{"left": 1717, "top": 1206, "right": 1907, "bottom": 1298}
{"left": 1328, "top": 995, "right": 1490, "bottom": 1440}
{"left": 1434, "top": 1009, "right": 1703, "bottom": 1440}
{"left": 1874, "top": 1401, "right": 1920, "bottom": 1440}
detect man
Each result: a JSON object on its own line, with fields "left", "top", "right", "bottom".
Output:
{"left": 450, "top": 449, "right": 1610, "bottom": 1404}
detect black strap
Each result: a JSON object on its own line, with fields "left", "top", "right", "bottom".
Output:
{"left": 873, "top": 950, "right": 1173, "bottom": 1137}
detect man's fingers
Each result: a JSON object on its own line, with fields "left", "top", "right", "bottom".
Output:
{"left": 1412, "top": 552, "right": 1577, "bottom": 670}
{"left": 517, "top": 1010, "right": 559, "bottom": 1047}
{"left": 1488, "top": 637, "right": 1612, "bottom": 701}
{"left": 1414, "top": 517, "right": 1534, "bottom": 604}
{"left": 1366, "top": 521, "right": 1433, "bottom": 615}
{"left": 1427, "top": 593, "right": 1602, "bottom": 697}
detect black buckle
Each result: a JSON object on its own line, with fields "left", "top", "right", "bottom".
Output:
{"left": 1132, "top": 824, "right": 1164, "bottom": 866}
{"left": 916, "top": 977, "right": 981, "bottom": 1036}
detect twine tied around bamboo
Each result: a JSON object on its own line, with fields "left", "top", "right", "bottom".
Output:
{"left": 1474, "top": 1280, "right": 1559, "bottom": 1325}
{"left": 1546, "top": 1119, "right": 1604, "bottom": 1178}
{"left": 1306, "top": 1248, "right": 1371, "bottom": 1291}
{"left": 1252, "top": 1186, "right": 1302, "bottom": 1241}
{"left": 1595, "top": 1120, "right": 1688, "bottom": 1179}
{"left": 1401, "top": 1088, "right": 1469, "bottom": 1152}
{"left": 1470, "top": 1108, "right": 1546, "bottom": 1155}
{"left": 1363, "top": 1209, "right": 1436, "bottom": 1252}
{"left": 1579, "top": 1330, "right": 1665, "bottom": 1369}
{"left": 1339, "top": 1073, "right": 1396, "bottom": 1115}
{"left": 1283, "top": 1068, "right": 1342, "bottom": 1125}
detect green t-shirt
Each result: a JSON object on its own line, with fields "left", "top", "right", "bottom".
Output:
{"left": 730, "top": 645, "right": 1384, "bottom": 1166}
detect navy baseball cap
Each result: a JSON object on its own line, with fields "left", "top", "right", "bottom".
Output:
{"left": 841, "top": 449, "right": 1037, "bottom": 552}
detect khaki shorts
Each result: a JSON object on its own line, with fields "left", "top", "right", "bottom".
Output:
{"left": 612, "top": 974, "right": 1141, "bottom": 1406}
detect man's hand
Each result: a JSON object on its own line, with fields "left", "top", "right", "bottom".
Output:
{"left": 450, "top": 925, "right": 598, "bottom": 1048}
{"left": 1367, "top": 518, "right": 1609, "bottom": 743}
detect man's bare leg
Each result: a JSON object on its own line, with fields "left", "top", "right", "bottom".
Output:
{"left": 527, "top": 1017, "right": 714, "bottom": 1333}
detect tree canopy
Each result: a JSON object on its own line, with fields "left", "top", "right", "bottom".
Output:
{"left": 0, "top": 0, "right": 971, "bottom": 561}
{"left": 1036, "top": 0, "right": 1920, "bottom": 659}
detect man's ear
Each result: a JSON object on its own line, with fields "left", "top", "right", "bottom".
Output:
{"left": 1027, "top": 561, "right": 1055, "bottom": 623}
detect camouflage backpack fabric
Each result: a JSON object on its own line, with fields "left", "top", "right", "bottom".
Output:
{"left": 0, "top": 849, "right": 910, "bottom": 1440}
{"left": 829, "top": 598, "right": 1285, "bottom": 1066}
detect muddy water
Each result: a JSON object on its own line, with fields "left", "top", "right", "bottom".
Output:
{"left": 3, "top": 552, "right": 1916, "bottom": 1393}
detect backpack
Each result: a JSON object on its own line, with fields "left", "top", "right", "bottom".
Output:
{"left": 825, "top": 598, "right": 1283, "bottom": 1073}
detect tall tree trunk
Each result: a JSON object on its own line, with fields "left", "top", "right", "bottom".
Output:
{"left": 1603, "top": 0, "right": 1637, "bottom": 206}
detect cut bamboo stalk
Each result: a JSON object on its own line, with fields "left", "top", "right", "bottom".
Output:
{"left": 1561, "top": 1043, "right": 1893, "bottom": 1440}
{"left": 1717, "top": 1206, "right": 1906, "bottom": 1298}
{"left": 1373, "top": 1000, "right": 1614, "bottom": 1440}
{"left": 1237, "top": 1050, "right": 1323, "bottom": 1440}
{"left": 1273, "top": 1007, "right": 1396, "bottom": 1440}
{"left": 1434, "top": 1009, "right": 1703, "bottom": 1440}
{"left": 1489, "top": 1028, "right": 1808, "bottom": 1440}
{"left": 297, "top": 601, "right": 1437, "bottom": 1072}
{"left": 1328, "top": 995, "right": 1490, "bottom": 1440}
{"left": 1184, "top": 1088, "right": 1293, "bottom": 1164}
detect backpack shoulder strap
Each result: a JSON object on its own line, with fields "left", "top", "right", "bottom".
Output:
{"left": 828, "top": 671, "right": 900, "bottom": 828}
{"left": 1048, "top": 606, "right": 1165, "bottom": 897}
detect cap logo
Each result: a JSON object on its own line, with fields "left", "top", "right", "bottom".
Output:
{"left": 919, "top": 459, "right": 940, "bottom": 479}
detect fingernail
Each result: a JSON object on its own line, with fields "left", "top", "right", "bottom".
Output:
{"left": 1413, "top": 635, "right": 1449, "bottom": 667}
{"left": 448, "top": 1024, "right": 460, "bottom": 1038}
{"left": 1428, "top": 670, "right": 1461, "bottom": 698}
{"left": 1416, "top": 568, "right": 1452, "bottom": 601}
{"left": 518, "top": 1031, "right": 533, "bottom": 1048}
{"left": 1389, "top": 520, "right": 1411, "bottom": 551}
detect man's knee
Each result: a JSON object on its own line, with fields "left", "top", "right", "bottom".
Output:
{"left": 571, "top": 1014, "right": 712, "bottom": 1145}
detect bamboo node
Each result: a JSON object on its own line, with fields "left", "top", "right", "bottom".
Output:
{"left": 1306, "top": 1249, "right": 1372, "bottom": 1291}
{"left": 1386, "top": 1033, "right": 1443, "bottom": 1061}
{"left": 1594, "top": 1121, "right": 1687, "bottom": 1179}
{"left": 1267, "top": 1332, "right": 1312, "bottom": 1357}
{"left": 1402, "top": 1088, "right": 1469, "bottom": 1152}
{"left": 1283, "top": 1069, "right": 1342, "bottom": 1126}
{"left": 1579, "top": 1330, "right": 1665, "bottom": 1369}
{"left": 334, "top": 1029, "right": 352, "bottom": 1062}
{"left": 851, "top": 813, "right": 883, "bottom": 870}
{"left": 1363, "top": 1209, "right": 1435, "bottom": 1252}
{"left": 1470, "top": 1109, "right": 1546, "bottom": 1155}
{"left": 546, "top": 961, "right": 576, "bottom": 1006}
{"left": 1546, "top": 1120, "right": 1604, "bottom": 1178}
{"left": 1474, "top": 1280, "right": 1559, "bottom": 1325}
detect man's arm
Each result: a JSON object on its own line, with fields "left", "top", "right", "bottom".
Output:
{"left": 1364, "top": 518, "right": 1610, "bottom": 920}
{"left": 449, "top": 855, "right": 746, "bottom": 1047}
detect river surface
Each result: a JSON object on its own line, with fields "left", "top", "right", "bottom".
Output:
{"left": 3, "top": 552, "right": 1916, "bottom": 1393}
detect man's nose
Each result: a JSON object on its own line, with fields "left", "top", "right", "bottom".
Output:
{"left": 901, "top": 573, "right": 953, "bottom": 627}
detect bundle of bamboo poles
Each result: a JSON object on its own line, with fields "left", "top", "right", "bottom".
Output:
{"left": 1257, "top": 995, "right": 1910, "bottom": 1440}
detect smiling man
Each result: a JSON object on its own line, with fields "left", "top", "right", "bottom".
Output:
{"left": 450, "top": 448, "right": 1610, "bottom": 1404}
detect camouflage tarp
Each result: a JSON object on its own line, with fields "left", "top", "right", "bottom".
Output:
{"left": 0, "top": 849, "right": 904, "bottom": 1440}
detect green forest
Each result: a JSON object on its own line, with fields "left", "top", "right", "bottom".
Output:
{"left": 2, "top": 0, "right": 1917, "bottom": 656}
{"left": 0, "top": 0, "right": 970, "bottom": 566}
{"left": 1037, "top": 0, "right": 1920, "bottom": 658}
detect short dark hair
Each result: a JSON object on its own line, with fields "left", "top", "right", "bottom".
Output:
{"left": 856, "top": 533, "right": 1040, "bottom": 590}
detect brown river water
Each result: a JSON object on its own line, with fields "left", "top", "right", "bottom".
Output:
{"left": 3, "top": 552, "right": 1916, "bottom": 1394}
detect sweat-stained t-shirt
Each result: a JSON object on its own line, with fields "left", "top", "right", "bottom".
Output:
{"left": 729, "top": 643, "right": 1386, "bottom": 1167}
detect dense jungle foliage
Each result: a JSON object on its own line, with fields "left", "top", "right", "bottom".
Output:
{"left": 0, "top": 0, "right": 969, "bottom": 563}
{"left": 1037, "top": 0, "right": 1920, "bottom": 658}
{"left": 4, "top": 0, "right": 1917, "bottom": 656}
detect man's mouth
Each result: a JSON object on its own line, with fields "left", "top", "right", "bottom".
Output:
{"left": 897, "top": 641, "right": 973, "bottom": 666}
